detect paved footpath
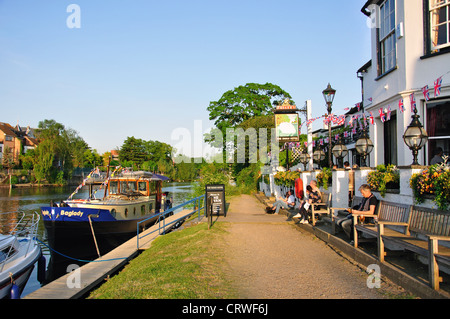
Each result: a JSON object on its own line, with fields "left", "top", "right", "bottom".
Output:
{"left": 217, "top": 194, "right": 407, "bottom": 299}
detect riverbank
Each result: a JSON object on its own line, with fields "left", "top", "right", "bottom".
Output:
{"left": 87, "top": 194, "right": 413, "bottom": 300}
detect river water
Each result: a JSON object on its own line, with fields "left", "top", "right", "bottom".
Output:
{"left": 0, "top": 182, "right": 194, "bottom": 298}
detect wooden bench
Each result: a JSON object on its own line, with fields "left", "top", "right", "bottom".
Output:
{"left": 330, "top": 196, "right": 364, "bottom": 235}
{"left": 353, "top": 203, "right": 450, "bottom": 290}
{"left": 377, "top": 206, "right": 450, "bottom": 290}
{"left": 310, "top": 192, "right": 331, "bottom": 226}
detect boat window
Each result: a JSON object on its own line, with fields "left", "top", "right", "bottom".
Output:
{"left": 138, "top": 182, "right": 147, "bottom": 192}
{"left": 141, "top": 205, "right": 146, "bottom": 215}
{"left": 109, "top": 181, "right": 119, "bottom": 195}
{"left": 120, "top": 181, "right": 137, "bottom": 193}
{"left": 111, "top": 209, "right": 116, "bottom": 218}
{"left": 124, "top": 208, "right": 128, "bottom": 217}
{"left": 149, "top": 181, "right": 157, "bottom": 194}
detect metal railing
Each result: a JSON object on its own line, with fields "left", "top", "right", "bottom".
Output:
{"left": 137, "top": 195, "right": 206, "bottom": 249}
{"left": 0, "top": 211, "right": 40, "bottom": 272}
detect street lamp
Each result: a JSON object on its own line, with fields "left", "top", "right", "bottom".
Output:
{"left": 355, "top": 128, "right": 374, "bottom": 167}
{"left": 313, "top": 146, "right": 326, "bottom": 168}
{"left": 332, "top": 135, "right": 348, "bottom": 168}
{"left": 323, "top": 83, "right": 336, "bottom": 168}
{"left": 299, "top": 148, "right": 311, "bottom": 171}
{"left": 403, "top": 107, "right": 428, "bottom": 165}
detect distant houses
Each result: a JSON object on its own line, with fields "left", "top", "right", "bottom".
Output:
{"left": 0, "top": 122, "right": 38, "bottom": 167}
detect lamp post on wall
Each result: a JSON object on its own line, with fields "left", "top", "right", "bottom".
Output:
{"left": 403, "top": 107, "right": 428, "bottom": 165}
{"left": 355, "top": 128, "right": 374, "bottom": 167}
{"left": 322, "top": 83, "right": 336, "bottom": 168}
{"left": 332, "top": 135, "right": 348, "bottom": 168}
{"left": 299, "top": 148, "right": 311, "bottom": 171}
{"left": 313, "top": 146, "right": 326, "bottom": 169}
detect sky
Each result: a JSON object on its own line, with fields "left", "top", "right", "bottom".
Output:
{"left": 0, "top": 0, "right": 372, "bottom": 158}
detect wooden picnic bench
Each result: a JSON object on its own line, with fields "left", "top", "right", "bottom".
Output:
{"left": 310, "top": 192, "right": 331, "bottom": 226}
{"left": 353, "top": 202, "right": 450, "bottom": 290}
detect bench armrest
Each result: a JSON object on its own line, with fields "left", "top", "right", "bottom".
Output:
{"left": 427, "top": 235, "right": 450, "bottom": 242}
{"left": 377, "top": 221, "right": 409, "bottom": 227}
{"left": 329, "top": 207, "right": 349, "bottom": 211}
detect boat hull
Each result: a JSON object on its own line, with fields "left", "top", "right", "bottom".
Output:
{"left": 0, "top": 244, "right": 42, "bottom": 299}
{"left": 41, "top": 207, "right": 158, "bottom": 280}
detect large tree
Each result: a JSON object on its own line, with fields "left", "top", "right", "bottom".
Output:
{"left": 207, "top": 82, "right": 294, "bottom": 133}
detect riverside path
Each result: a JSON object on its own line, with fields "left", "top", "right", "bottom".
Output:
{"left": 217, "top": 194, "right": 408, "bottom": 299}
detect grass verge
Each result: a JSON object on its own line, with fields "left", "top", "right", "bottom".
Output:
{"left": 88, "top": 222, "right": 238, "bottom": 299}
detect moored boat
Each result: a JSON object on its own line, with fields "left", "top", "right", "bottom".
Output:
{"left": 0, "top": 211, "right": 43, "bottom": 299}
{"left": 41, "top": 169, "right": 170, "bottom": 276}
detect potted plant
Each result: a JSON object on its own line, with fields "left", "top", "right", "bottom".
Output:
{"left": 316, "top": 167, "right": 332, "bottom": 190}
{"left": 410, "top": 158, "right": 450, "bottom": 210}
{"left": 366, "top": 164, "right": 400, "bottom": 197}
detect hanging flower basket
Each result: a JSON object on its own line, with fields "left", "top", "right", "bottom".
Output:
{"left": 366, "top": 164, "right": 400, "bottom": 197}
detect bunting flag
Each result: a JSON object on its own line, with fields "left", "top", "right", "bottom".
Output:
{"left": 369, "top": 112, "right": 374, "bottom": 125}
{"left": 344, "top": 131, "right": 349, "bottom": 138}
{"left": 344, "top": 107, "right": 350, "bottom": 111}
{"left": 410, "top": 93, "right": 417, "bottom": 112}
{"left": 422, "top": 85, "right": 430, "bottom": 101}
{"left": 398, "top": 98, "right": 405, "bottom": 113}
{"left": 356, "top": 103, "right": 361, "bottom": 111}
{"left": 386, "top": 105, "right": 392, "bottom": 121}
{"left": 379, "top": 108, "right": 386, "bottom": 123}
{"left": 352, "top": 127, "right": 357, "bottom": 135}
{"left": 434, "top": 76, "right": 443, "bottom": 97}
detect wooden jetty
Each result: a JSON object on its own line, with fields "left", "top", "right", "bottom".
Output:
{"left": 24, "top": 210, "right": 196, "bottom": 299}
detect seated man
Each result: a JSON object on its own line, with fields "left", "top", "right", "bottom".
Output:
{"left": 266, "top": 190, "right": 296, "bottom": 214}
{"left": 337, "top": 184, "right": 379, "bottom": 239}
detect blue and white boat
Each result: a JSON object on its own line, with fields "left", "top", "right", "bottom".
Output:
{"left": 0, "top": 211, "right": 42, "bottom": 299}
{"left": 41, "top": 170, "right": 169, "bottom": 271}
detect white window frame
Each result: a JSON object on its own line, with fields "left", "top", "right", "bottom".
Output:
{"left": 430, "top": 0, "right": 450, "bottom": 51}
{"left": 378, "top": 0, "right": 397, "bottom": 74}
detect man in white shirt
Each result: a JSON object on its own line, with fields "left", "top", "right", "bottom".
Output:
{"left": 267, "top": 190, "right": 296, "bottom": 214}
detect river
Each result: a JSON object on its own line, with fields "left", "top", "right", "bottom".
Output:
{"left": 0, "top": 182, "right": 195, "bottom": 298}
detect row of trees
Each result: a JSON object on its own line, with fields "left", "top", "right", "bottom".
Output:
{"left": 14, "top": 119, "right": 203, "bottom": 184}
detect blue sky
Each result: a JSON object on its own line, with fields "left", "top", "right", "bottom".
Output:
{"left": 0, "top": 0, "right": 371, "bottom": 157}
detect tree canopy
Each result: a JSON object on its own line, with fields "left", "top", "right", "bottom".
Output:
{"left": 207, "top": 82, "right": 293, "bottom": 133}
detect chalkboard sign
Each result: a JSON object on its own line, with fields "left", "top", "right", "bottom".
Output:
{"left": 205, "top": 184, "right": 226, "bottom": 217}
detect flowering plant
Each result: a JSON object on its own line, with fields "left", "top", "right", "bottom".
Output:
{"left": 274, "top": 171, "right": 300, "bottom": 187}
{"left": 366, "top": 164, "right": 400, "bottom": 197}
{"left": 317, "top": 167, "right": 332, "bottom": 190}
{"left": 410, "top": 157, "right": 450, "bottom": 210}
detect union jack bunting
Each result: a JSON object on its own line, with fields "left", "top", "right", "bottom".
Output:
{"left": 344, "top": 131, "right": 349, "bottom": 138}
{"left": 352, "top": 128, "right": 357, "bottom": 135}
{"left": 422, "top": 85, "right": 430, "bottom": 101}
{"left": 335, "top": 134, "right": 339, "bottom": 141}
{"left": 356, "top": 103, "right": 361, "bottom": 111}
{"left": 369, "top": 112, "right": 374, "bottom": 125}
{"left": 434, "top": 76, "right": 443, "bottom": 97}
{"left": 410, "top": 93, "right": 416, "bottom": 112}
{"left": 398, "top": 98, "right": 405, "bottom": 113}
{"left": 320, "top": 139, "right": 323, "bottom": 146}
{"left": 379, "top": 108, "right": 386, "bottom": 123}
{"left": 386, "top": 106, "right": 392, "bottom": 121}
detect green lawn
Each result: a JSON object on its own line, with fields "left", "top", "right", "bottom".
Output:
{"left": 88, "top": 222, "right": 238, "bottom": 299}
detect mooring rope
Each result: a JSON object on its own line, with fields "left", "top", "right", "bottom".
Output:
{"left": 34, "top": 238, "right": 128, "bottom": 263}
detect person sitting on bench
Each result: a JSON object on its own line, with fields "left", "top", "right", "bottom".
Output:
{"left": 266, "top": 190, "right": 296, "bottom": 214}
{"left": 337, "top": 184, "right": 379, "bottom": 239}
{"left": 293, "top": 185, "right": 321, "bottom": 224}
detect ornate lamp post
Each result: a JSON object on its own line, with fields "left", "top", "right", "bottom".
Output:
{"left": 332, "top": 135, "right": 348, "bottom": 168}
{"left": 323, "top": 83, "right": 336, "bottom": 168}
{"left": 403, "top": 108, "right": 428, "bottom": 165}
{"left": 299, "top": 148, "right": 311, "bottom": 171}
{"left": 355, "top": 128, "right": 374, "bottom": 167}
{"left": 313, "top": 146, "right": 326, "bottom": 169}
